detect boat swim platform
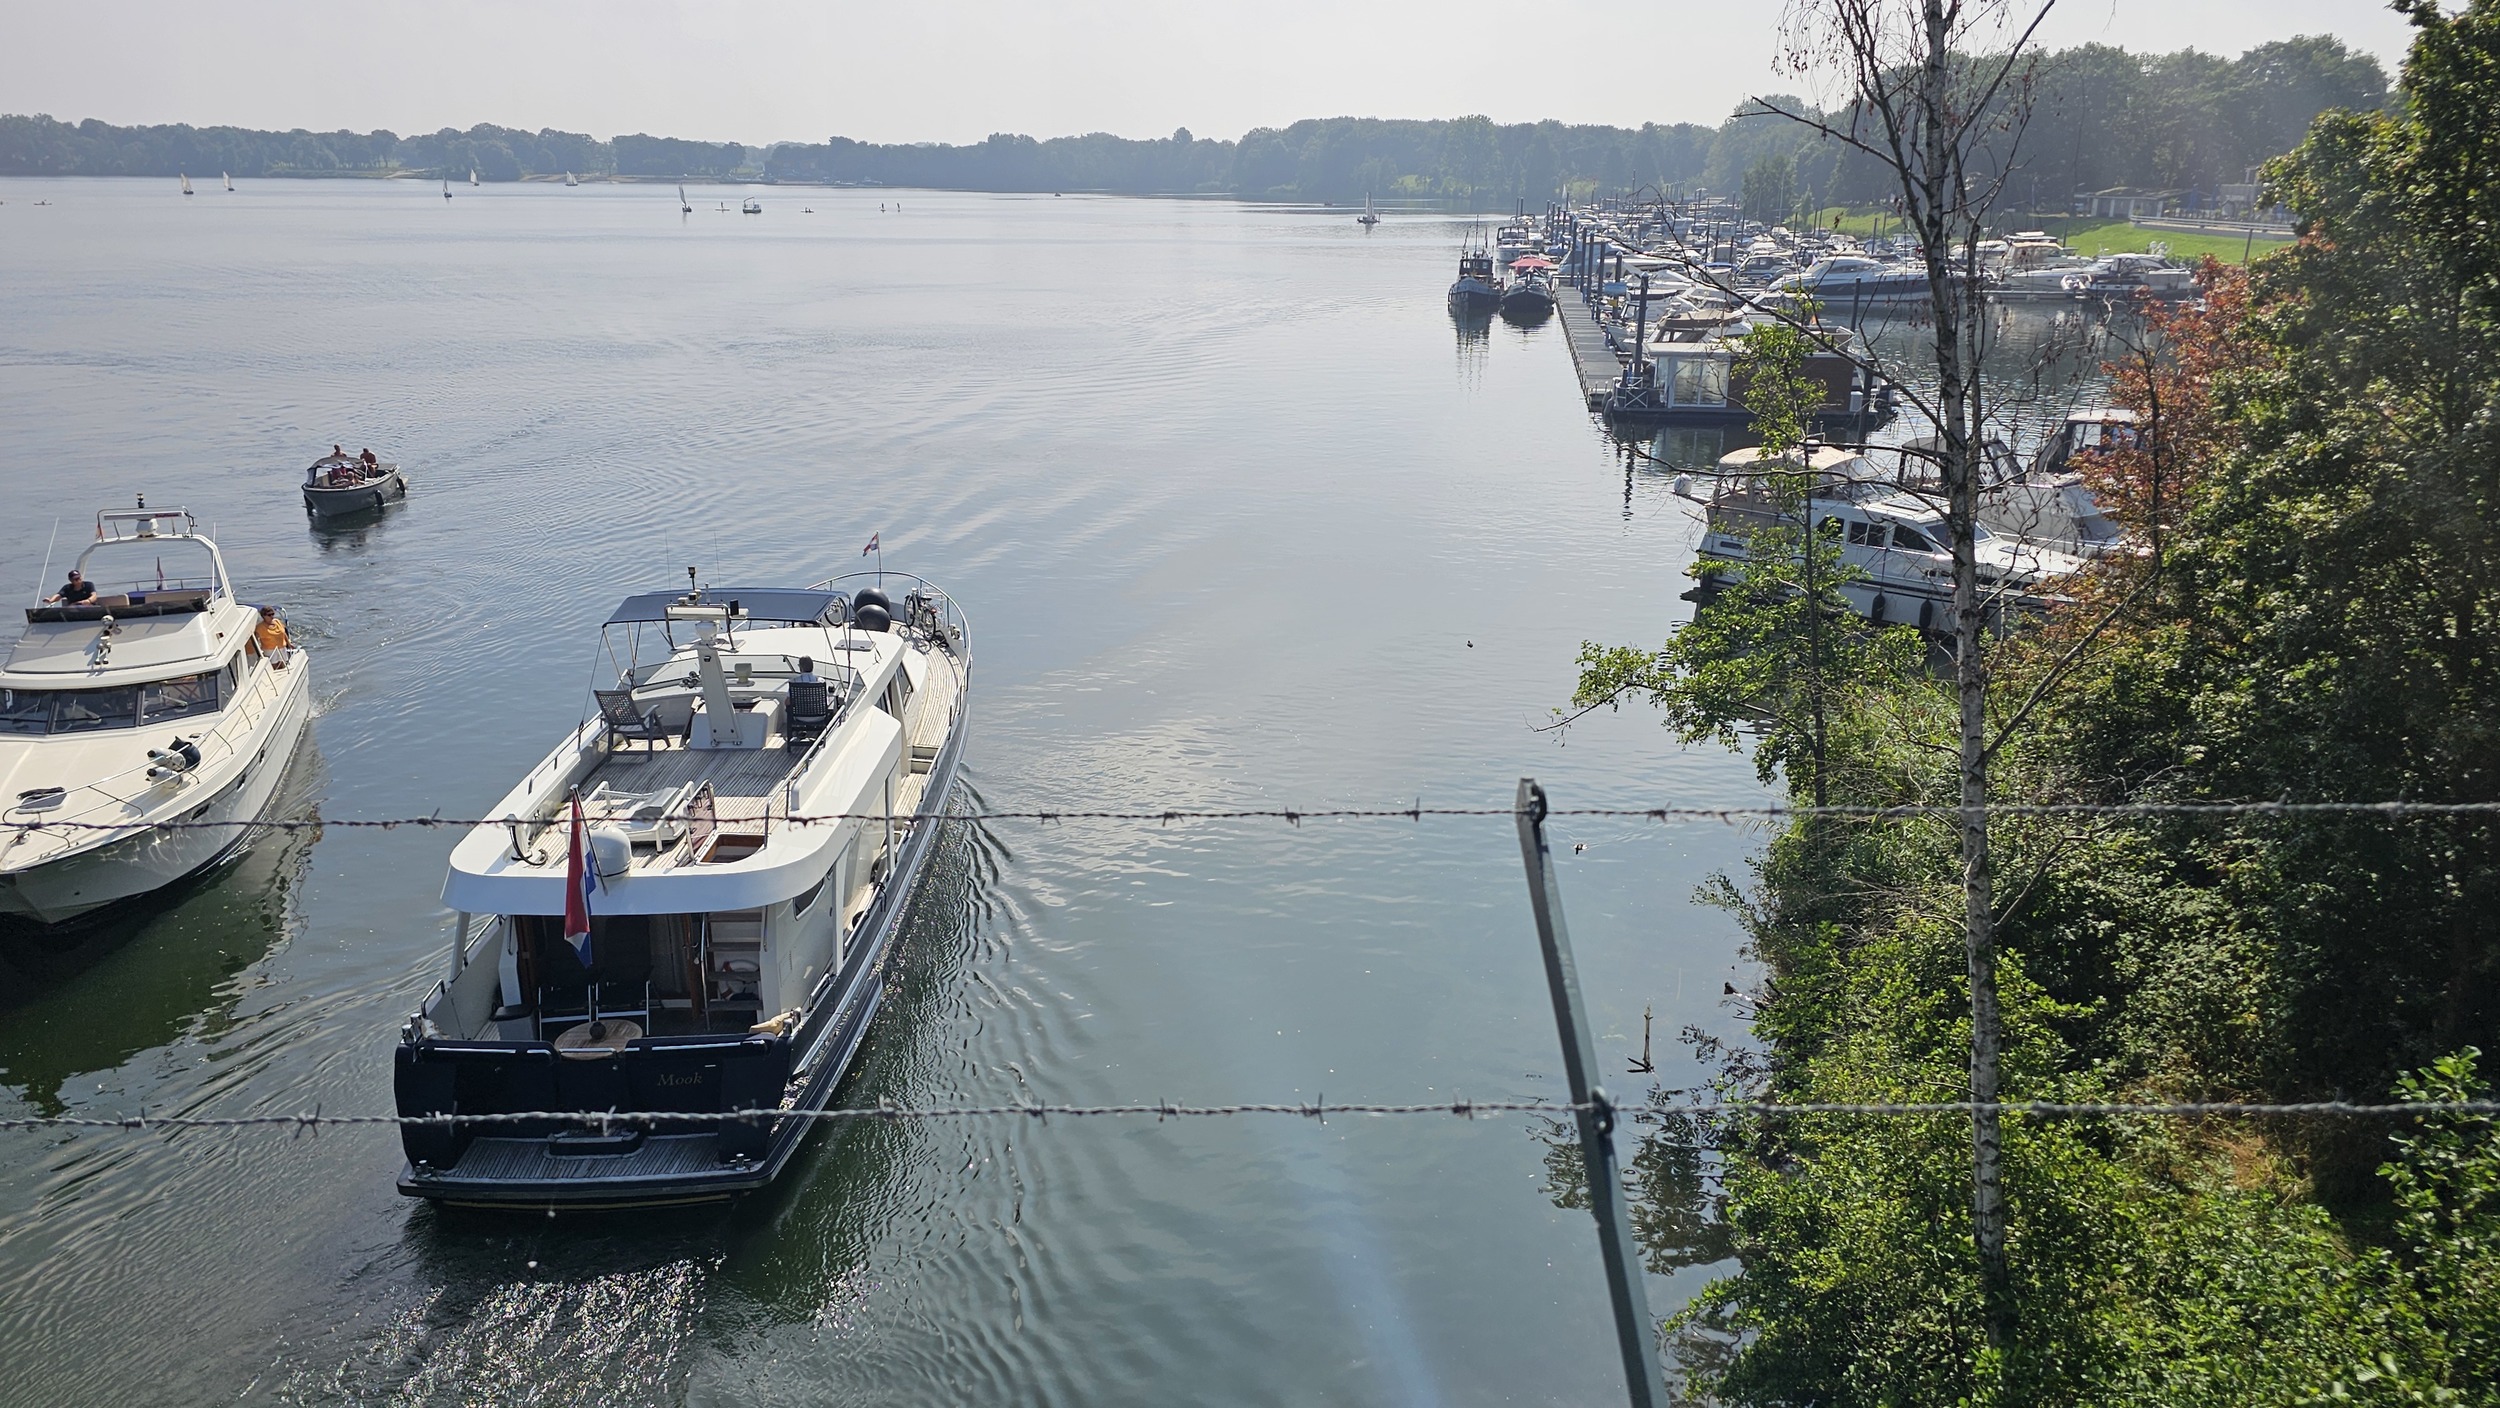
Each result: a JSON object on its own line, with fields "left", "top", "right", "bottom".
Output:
{"left": 1554, "top": 281, "right": 1624, "bottom": 409}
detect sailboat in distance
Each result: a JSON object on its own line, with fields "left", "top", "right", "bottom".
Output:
{"left": 469, "top": 168, "right": 479, "bottom": 187}
{"left": 565, "top": 171, "right": 578, "bottom": 187}
{"left": 1357, "top": 192, "right": 1379, "bottom": 226}
{"left": 679, "top": 183, "right": 693, "bottom": 214}
{"left": 442, "top": 179, "right": 452, "bottom": 201}
{"left": 179, "top": 173, "right": 193, "bottom": 196}
{"left": 223, "top": 172, "right": 233, "bottom": 192}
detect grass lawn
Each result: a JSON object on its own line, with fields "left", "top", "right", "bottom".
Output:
{"left": 1802, "top": 208, "right": 2294, "bottom": 264}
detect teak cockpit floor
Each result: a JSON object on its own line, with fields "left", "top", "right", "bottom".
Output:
{"left": 586, "top": 736, "right": 795, "bottom": 823}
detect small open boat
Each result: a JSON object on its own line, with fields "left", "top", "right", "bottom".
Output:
{"left": 302, "top": 452, "right": 408, "bottom": 517}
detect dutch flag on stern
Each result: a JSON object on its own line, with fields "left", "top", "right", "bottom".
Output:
{"left": 562, "top": 793, "right": 597, "bottom": 965}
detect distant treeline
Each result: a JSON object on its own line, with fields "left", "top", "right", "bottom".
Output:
{"left": 0, "top": 34, "right": 2386, "bottom": 208}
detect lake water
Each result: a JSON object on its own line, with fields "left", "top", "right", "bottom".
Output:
{"left": 0, "top": 177, "right": 1767, "bottom": 1406}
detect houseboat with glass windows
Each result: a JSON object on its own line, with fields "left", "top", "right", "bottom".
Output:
{"left": 392, "top": 570, "right": 970, "bottom": 1209}
{"left": 0, "top": 502, "right": 313, "bottom": 923}
{"left": 1603, "top": 312, "right": 1897, "bottom": 453}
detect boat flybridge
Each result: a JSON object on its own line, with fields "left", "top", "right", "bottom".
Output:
{"left": 393, "top": 570, "right": 971, "bottom": 1208}
{"left": 0, "top": 503, "right": 313, "bottom": 922}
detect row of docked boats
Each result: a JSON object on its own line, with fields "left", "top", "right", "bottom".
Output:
{"left": 1447, "top": 235, "right": 1561, "bottom": 321}
{"left": 2, "top": 494, "right": 972, "bottom": 1210}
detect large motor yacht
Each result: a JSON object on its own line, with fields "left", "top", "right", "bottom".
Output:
{"left": 0, "top": 503, "right": 314, "bottom": 923}
{"left": 392, "top": 570, "right": 970, "bottom": 1208}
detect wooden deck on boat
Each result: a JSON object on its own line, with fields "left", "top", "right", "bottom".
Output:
{"left": 587, "top": 733, "right": 794, "bottom": 825}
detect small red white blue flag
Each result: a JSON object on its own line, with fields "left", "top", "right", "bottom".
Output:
{"left": 561, "top": 794, "right": 597, "bottom": 964}
{"left": 862, "top": 532, "right": 880, "bottom": 557}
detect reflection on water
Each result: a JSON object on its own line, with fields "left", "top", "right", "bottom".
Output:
{"left": 0, "top": 738, "right": 323, "bottom": 1113}
{"left": 0, "top": 183, "right": 1770, "bottom": 1407}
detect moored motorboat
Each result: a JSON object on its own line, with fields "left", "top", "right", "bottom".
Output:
{"left": 392, "top": 569, "right": 971, "bottom": 1208}
{"left": 0, "top": 503, "right": 314, "bottom": 923}
{"left": 1448, "top": 247, "right": 1504, "bottom": 314}
{"left": 1500, "top": 257, "right": 1558, "bottom": 319}
{"left": 1682, "top": 447, "right": 2087, "bottom": 627}
{"left": 302, "top": 450, "right": 408, "bottom": 517}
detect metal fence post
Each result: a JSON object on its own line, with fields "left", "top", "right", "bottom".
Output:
{"left": 1515, "top": 777, "right": 1662, "bottom": 1408}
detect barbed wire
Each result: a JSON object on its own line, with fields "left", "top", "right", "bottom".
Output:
{"left": 4, "top": 799, "right": 2499, "bottom": 835}
{"left": 6, "top": 1097, "right": 2496, "bottom": 1137}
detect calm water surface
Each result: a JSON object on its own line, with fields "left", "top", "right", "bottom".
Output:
{"left": 0, "top": 178, "right": 1764, "bottom": 1406}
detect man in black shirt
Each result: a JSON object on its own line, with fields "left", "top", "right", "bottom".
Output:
{"left": 46, "top": 570, "right": 95, "bottom": 605}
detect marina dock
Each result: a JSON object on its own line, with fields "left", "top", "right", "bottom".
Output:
{"left": 1552, "top": 277, "right": 1621, "bottom": 410}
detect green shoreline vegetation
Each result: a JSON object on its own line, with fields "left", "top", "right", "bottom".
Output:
{"left": 1580, "top": 5, "right": 2500, "bottom": 1402}
{"left": 2, "top": 34, "right": 2381, "bottom": 209}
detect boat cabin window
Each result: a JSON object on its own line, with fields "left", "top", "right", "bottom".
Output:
{"left": 1666, "top": 356, "right": 1728, "bottom": 407}
{"left": 1847, "top": 520, "right": 1885, "bottom": 547}
{"left": 140, "top": 671, "right": 222, "bottom": 723}
{"left": 0, "top": 680, "right": 214, "bottom": 734}
{"left": 792, "top": 873, "right": 826, "bottom": 917}
{"left": 1890, "top": 523, "right": 1939, "bottom": 553}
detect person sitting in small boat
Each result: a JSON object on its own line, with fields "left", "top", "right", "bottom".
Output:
{"left": 254, "top": 605, "right": 293, "bottom": 667}
{"left": 45, "top": 569, "right": 95, "bottom": 605}
{"left": 359, "top": 447, "right": 379, "bottom": 469}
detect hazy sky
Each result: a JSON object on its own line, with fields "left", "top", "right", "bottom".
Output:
{"left": 3, "top": 0, "right": 2417, "bottom": 146}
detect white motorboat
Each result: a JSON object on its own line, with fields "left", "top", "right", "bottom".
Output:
{"left": 0, "top": 503, "right": 314, "bottom": 923}
{"left": 2064, "top": 252, "right": 2197, "bottom": 300}
{"left": 302, "top": 450, "right": 408, "bottom": 517}
{"left": 393, "top": 569, "right": 971, "bottom": 1208}
{"left": 1684, "top": 448, "right": 2087, "bottom": 627}
{"left": 1765, "top": 255, "right": 1935, "bottom": 304}
{"left": 742, "top": 198, "right": 762, "bottom": 215}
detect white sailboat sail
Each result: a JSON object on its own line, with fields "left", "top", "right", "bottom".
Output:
{"left": 565, "top": 171, "right": 578, "bottom": 187}
{"left": 679, "top": 184, "right": 692, "bottom": 213}
{"left": 469, "top": 168, "right": 479, "bottom": 187}
{"left": 180, "top": 173, "right": 193, "bottom": 195}
{"left": 223, "top": 172, "right": 233, "bottom": 191}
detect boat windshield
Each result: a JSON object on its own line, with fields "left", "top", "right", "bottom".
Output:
{"left": 0, "top": 670, "right": 225, "bottom": 735}
{"left": 70, "top": 537, "right": 223, "bottom": 599}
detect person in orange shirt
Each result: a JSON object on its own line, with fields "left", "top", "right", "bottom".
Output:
{"left": 253, "top": 605, "right": 292, "bottom": 666}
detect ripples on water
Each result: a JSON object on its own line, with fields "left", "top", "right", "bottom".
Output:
{"left": 0, "top": 179, "right": 1767, "bottom": 1406}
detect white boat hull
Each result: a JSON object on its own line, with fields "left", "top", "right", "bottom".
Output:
{"left": 0, "top": 663, "right": 313, "bottom": 923}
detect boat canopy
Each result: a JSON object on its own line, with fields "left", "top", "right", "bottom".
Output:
{"left": 603, "top": 587, "right": 847, "bottom": 627}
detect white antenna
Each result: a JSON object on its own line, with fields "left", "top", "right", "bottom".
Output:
{"left": 33, "top": 516, "right": 60, "bottom": 597}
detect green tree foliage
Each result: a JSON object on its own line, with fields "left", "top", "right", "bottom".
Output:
{"left": 0, "top": 35, "right": 2384, "bottom": 198}
{"left": 1589, "top": 5, "right": 2500, "bottom": 1399}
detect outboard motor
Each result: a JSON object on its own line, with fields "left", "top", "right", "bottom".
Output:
{"left": 146, "top": 737, "right": 202, "bottom": 781}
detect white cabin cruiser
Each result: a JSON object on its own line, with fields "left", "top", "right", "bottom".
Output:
{"left": 1685, "top": 448, "right": 2087, "bottom": 627}
{"left": 1766, "top": 255, "right": 1935, "bottom": 304}
{"left": 393, "top": 571, "right": 970, "bottom": 1208}
{"left": 0, "top": 504, "right": 314, "bottom": 923}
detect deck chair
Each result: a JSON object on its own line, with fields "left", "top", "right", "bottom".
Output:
{"left": 784, "top": 679, "right": 832, "bottom": 750}
{"left": 595, "top": 688, "right": 670, "bottom": 756}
